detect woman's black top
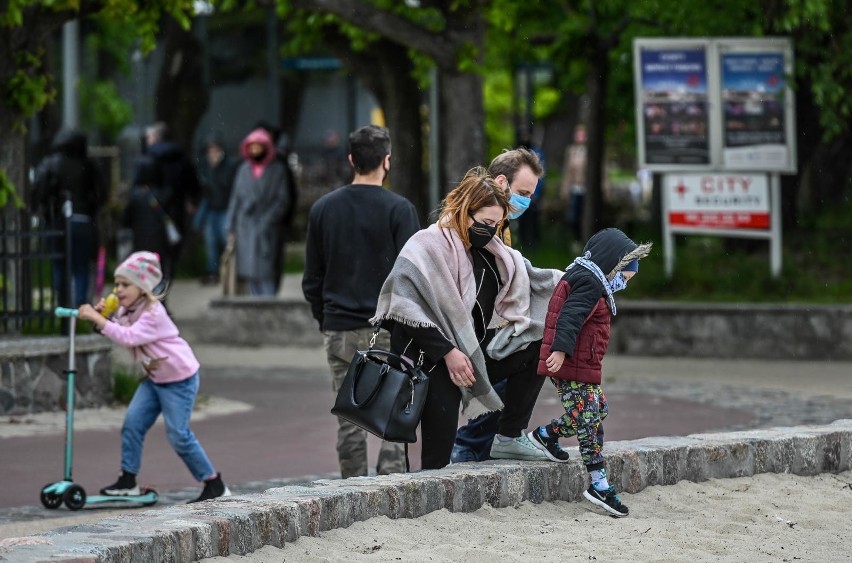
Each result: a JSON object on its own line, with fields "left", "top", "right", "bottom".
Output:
{"left": 389, "top": 247, "right": 502, "bottom": 370}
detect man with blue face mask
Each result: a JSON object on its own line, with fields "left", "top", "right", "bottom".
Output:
{"left": 486, "top": 148, "right": 543, "bottom": 248}
{"left": 450, "top": 147, "right": 544, "bottom": 464}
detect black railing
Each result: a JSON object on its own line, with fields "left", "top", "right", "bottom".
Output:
{"left": 0, "top": 206, "right": 68, "bottom": 335}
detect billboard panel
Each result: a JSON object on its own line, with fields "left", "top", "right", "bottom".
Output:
{"left": 634, "top": 37, "right": 796, "bottom": 173}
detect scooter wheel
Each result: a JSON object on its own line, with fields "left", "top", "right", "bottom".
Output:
{"left": 63, "top": 484, "right": 87, "bottom": 511}
{"left": 40, "top": 485, "right": 62, "bottom": 509}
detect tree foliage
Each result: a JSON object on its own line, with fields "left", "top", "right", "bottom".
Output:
{"left": 0, "top": 0, "right": 200, "bottom": 207}
{"left": 282, "top": 0, "right": 490, "bottom": 188}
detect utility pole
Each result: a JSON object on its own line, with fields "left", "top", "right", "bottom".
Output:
{"left": 62, "top": 20, "right": 80, "bottom": 128}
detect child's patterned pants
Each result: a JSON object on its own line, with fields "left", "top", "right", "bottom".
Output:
{"left": 548, "top": 379, "right": 608, "bottom": 468}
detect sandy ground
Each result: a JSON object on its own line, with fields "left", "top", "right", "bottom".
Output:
{"left": 209, "top": 470, "right": 852, "bottom": 563}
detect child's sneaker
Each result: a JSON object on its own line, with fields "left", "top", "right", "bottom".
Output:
{"left": 527, "top": 427, "right": 570, "bottom": 463}
{"left": 188, "top": 473, "right": 232, "bottom": 503}
{"left": 489, "top": 434, "right": 549, "bottom": 461}
{"left": 583, "top": 484, "right": 629, "bottom": 517}
{"left": 100, "top": 471, "right": 140, "bottom": 496}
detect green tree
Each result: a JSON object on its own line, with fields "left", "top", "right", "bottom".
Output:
{"left": 491, "top": 0, "right": 851, "bottom": 237}
{"left": 279, "top": 11, "right": 428, "bottom": 216}
{"left": 0, "top": 0, "right": 200, "bottom": 207}
{"left": 285, "top": 0, "right": 489, "bottom": 189}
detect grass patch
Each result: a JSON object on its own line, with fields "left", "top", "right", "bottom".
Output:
{"left": 113, "top": 369, "right": 142, "bottom": 405}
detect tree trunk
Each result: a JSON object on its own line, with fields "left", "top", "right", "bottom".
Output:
{"left": 582, "top": 47, "right": 609, "bottom": 240}
{"left": 279, "top": 72, "right": 307, "bottom": 142}
{"left": 0, "top": 122, "right": 27, "bottom": 209}
{"left": 319, "top": 33, "right": 427, "bottom": 220}
{"left": 438, "top": 70, "right": 486, "bottom": 193}
{"left": 379, "top": 65, "right": 427, "bottom": 219}
{"left": 287, "top": 0, "right": 487, "bottom": 201}
{"left": 154, "top": 17, "right": 209, "bottom": 149}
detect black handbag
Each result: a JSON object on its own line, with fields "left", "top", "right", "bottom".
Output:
{"left": 331, "top": 328, "right": 429, "bottom": 444}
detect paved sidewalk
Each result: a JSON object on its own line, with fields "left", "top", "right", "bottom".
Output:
{"left": 3, "top": 275, "right": 852, "bottom": 540}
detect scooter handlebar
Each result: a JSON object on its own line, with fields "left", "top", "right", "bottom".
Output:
{"left": 54, "top": 307, "right": 79, "bottom": 318}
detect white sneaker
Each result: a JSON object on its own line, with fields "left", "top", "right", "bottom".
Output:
{"left": 489, "top": 434, "right": 549, "bottom": 461}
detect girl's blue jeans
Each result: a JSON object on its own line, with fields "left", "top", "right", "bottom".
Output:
{"left": 121, "top": 373, "right": 216, "bottom": 482}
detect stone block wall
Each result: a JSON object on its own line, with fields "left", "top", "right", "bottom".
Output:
{"left": 0, "top": 335, "right": 114, "bottom": 415}
{"left": 189, "top": 297, "right": 321, "bottom": 347}
{"left": 611, "top": 301, "right": 852, "bottom": 360}
{"left": 194, "top": 297, "right": 852, "bottom": 360}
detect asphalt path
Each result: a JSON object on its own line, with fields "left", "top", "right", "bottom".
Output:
{"left": 0, "top": 364, "right": 758, "bottom": 511}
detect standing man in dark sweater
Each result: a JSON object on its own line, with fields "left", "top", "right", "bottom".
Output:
{"left": 302, "top": 125, "right": 420, "bottom": 478}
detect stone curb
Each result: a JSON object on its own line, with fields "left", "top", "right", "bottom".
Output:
{"left": 3, "top": 419, "right": 851, "bottom": 562}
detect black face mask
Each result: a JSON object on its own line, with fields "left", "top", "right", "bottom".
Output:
{"left": 468, "top": 218, "right": 498, "bottom": 248}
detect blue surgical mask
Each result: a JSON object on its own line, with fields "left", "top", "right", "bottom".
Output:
{"left": 508, "top": 192, "right": 531, "bottom": 219}
{"left": 608, "top": 272, "right": 628, "bottom": 293}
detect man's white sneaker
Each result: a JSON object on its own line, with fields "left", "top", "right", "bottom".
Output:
{"left": 489, "top": 434, "right": 549, "bottom": 461}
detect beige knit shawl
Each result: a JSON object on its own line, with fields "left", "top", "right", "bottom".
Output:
{"left": 372, "top": 223, "right": 562, "bottom": 418}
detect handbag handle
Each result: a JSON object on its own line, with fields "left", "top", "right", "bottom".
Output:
{"left": 350, "top": 349, "right": 425, "bottom": 409}
{"left": 368, "top": 323, "right": 424, "bottom": 367}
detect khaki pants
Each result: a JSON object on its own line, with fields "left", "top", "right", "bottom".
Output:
{"left": 324, "top": 327, "right": 407, "bottom": 478}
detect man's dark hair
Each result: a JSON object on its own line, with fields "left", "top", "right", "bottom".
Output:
{"left": 487, "top": 148, "right": 543, "bottom": 184}
{"left": 348, "top": 125, "right": 391, "bottom": 174}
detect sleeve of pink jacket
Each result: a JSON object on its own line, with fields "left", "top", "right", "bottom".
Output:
{"left": 100, "top": 307, "right": 178, "bottom": 348}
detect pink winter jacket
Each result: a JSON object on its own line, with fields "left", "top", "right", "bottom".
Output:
{"left": 101, "top": 300, "right": 200, "bottom": 383}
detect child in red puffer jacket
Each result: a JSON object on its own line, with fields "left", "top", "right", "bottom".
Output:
{"left": 526, "top": 228, "right": 651, "bottom": 518}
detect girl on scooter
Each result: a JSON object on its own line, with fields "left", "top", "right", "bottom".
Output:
{"left": 78, "top": 250, "right": 230, "bottom": 503}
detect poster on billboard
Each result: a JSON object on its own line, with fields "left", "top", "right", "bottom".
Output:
{"left": 637, "top": 45, "right": 711, "bottom": 166}
{"left": 720, "top": 46, "right": 793, "bottom": 170}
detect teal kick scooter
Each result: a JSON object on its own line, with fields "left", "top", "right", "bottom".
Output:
{"left": 40, "top": 307, "right": 159, "bottom": 510}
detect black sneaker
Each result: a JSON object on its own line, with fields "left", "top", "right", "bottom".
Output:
{"left": 100, "top": 471, "right": 140, "bottom": 496}
{"left": 188, "top": 473, "right": 232, "bottom": 503}
{"left": 583, "top": 485, "right": 629, "bottom": 517}
{"left": 527, "top": 428, "right": 570, "bottom": 463}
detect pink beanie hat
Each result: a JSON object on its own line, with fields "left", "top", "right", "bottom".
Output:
{"left": 115, "top": 251, "right": 163, "bottom": 294}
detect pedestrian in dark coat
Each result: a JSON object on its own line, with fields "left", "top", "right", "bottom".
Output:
{"left": 122, "top": 156, "right": 172, "bottom": 282}
{"left": 143, "top": 122, "right": 202, "bottom": 279}
{"left": 31, "top": 129, "right": 106, "bottom": 306}
{"left": 226, "top": 127, "right": 291, "bottom": 295}
{"left": 196, "top": 133, "right": 237, "bottom": 284}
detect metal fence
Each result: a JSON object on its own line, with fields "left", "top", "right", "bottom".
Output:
{"left": 0, "top": 207, "right": 68, "bottom": 335}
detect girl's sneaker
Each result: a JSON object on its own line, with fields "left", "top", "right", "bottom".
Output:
{"left": 100, "top": 471, "right": 140, "bottom": 496}
{"left": 188, "top": 473, "right": 232, "bottom": 503}
{"left": 527, "top": 427, "right": 570, "bottom": 463}
{"left": 583, "top": 485, "right": 629, "bottom": 517}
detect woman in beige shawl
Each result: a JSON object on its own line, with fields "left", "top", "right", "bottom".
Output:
{"left": 373, "top": 168, "right": 562, "bottom": 469}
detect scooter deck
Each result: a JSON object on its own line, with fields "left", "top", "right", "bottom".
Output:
{"left": 85, "top": 490, "right": 159, "bottom": 507}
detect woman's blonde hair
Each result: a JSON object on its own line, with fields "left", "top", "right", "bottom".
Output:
{"left": 438, "top": 167, "right": 510, "bottom": 246}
